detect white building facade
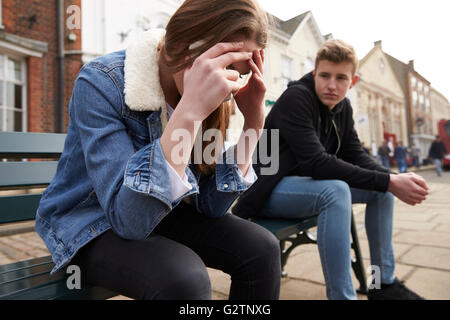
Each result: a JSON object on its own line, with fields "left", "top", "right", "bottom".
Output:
{"left": 82, "top": 0, "right": 182, "bottom": 62}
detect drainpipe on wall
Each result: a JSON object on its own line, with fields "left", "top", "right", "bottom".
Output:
{"left": 56, "top": 0, "right": 65, "bottom": 133}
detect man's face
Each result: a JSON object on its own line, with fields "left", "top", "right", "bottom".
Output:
{"left": 313, "top": 60, "right": 358, "bottom": 110}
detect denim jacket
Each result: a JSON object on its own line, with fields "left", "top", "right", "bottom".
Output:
{"left": 36, "top": 29, "right": 256, "bottom": 274}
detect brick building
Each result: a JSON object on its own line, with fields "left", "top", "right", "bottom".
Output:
{"left": 0, "top": 0, "right": 82, "bottom": 133}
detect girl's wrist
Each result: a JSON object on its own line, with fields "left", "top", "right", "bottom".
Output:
{"left": 243, "top": 115, "right": 264, "bottom": 133}
{"left": 176, "top": 96, "right": 207, "bottom": 123}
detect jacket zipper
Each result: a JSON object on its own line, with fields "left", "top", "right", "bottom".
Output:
{"left": 332, "top": 119, "right": 341, "bottom": 155}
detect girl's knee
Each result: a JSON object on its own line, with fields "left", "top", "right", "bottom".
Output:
{"left": 148, "top": 265, "right": 211, "bottom": 300}
{"left": 234, "top": 223, "right": 281, "bottom": 277}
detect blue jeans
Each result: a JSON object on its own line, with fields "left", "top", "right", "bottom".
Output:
{"left": 261, "top": 177, "right": 396, "bottom": 300}
{"left": 396, "top": 159, "right": 407, "bottom": 173}
{"left": 433, "top": 159, "right": 443, "bottom": 176}
{"left": 381, "top": 156, "right": 390, "bottom": 169}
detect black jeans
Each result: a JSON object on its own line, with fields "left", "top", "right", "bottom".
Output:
{"left": 72, "top": 202, "right": 281, "bottom": 300}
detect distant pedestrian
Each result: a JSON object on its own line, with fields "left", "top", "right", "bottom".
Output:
{"left": 378, "top": 141, "right": 391, "bottom": 169}
{"left": 394, "top": 141, "right": 408, "bottom": 173}
{"left": 429, "top": 135, "right": 448, "bottom": 176}
{"left": 411, "top": 143, "right": 421, "bottom": 168}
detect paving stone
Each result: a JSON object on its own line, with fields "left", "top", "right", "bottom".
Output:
{"left": 359, "top": 239, "right": 413, "bottom": 261}
{"left": 393, "top": 221, "right": 438, "bottom": 232}
{"left": 430, "top": 214, "right": 450, "bottom": 224}
{"left": 283, "top": 248, "right": 324, "bottom": 284}
{"left": 208, "top": 268, "right": 231, "bottom": 297}
{"left": 394, "top": 230, "right": 450, "bottom": 248}
{"left": 435, "top": 223, "right": 450, "bottom": 233}
{"left": 0, "top": 252, "right": 13, "bottom": 265}
{"left": 0, "top": 240, "right": 31, "bottom": 260}
{"left": 402, "top": 268, "right": 450, "bottom": 300}
{"left": 399, "top": 246, "right": 450, "bottom": 271}
{"left": 393, "top": 212, "right": 436, "bottom": 222}
{"left": 279, "top": 279, "right": 327, "bottom": 300}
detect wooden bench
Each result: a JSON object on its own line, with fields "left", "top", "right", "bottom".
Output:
{"left": 252, "top": 212, "right": 369, "bottom": 294}
{"left": 0, "top": 132, "right": 117, "bottom": 300}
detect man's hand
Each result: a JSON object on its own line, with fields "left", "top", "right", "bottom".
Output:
{"left": 388, "top": 172, "right": 429, "bottom": 206}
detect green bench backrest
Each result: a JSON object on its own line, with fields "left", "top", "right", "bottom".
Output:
{"left": 0, "top": 132, "right": 66, "bottom": 224}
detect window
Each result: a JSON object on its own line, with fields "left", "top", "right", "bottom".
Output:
{"left": 281, "top": 56, "right": 293, "bottom": 89}
{"left": 410, "top": 76, "right": 416, "bottom": 89}
{"left": 419, "top": 94, "right": 425, "bottom": 111}
{"left": 425, "top": 98, "right": 431, "bottom": 113}
{"left": 0, "top": 54, "right": 27, "bottom": 132}
{"left": 412, "top": 91, "right": 418, "bottom": 108}
{"left": 418, "top": 81, "right": 423, "bottom": 92}
{"left": 428, "top": 120, "right": 433, "bottom": 135}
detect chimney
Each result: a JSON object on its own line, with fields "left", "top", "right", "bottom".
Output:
{"left": 408, "top": 60, "right": 414, "bottom": 69}
{"left": 374, "top": 40, "right": 382, "bottom": 49}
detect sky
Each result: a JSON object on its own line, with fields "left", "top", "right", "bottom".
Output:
{"left": 258, "top": 0, "right": 450, "bottom": 100}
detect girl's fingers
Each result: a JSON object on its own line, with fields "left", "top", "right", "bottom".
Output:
{"left": 227, "top": 79, "right": 242, "bottom": 95}
{"left": 248, "top": 57, "right": 263, "bottom": 78}
{"left": 223, "top": 69, "right": 240, "bottom": 82}
{"left": 201, "top": 42, "right": 244, "bottom": 59}
{"left": 253, "top": 49, "right": 264, "bottom": 73}
{"left": 215, "top": 51, "right": 253, "bottom": 69}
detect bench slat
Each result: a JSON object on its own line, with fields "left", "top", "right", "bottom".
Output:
{"left": 0, "top": 256, "right": 52, "bottom": 275}
{"left": 0, "top": 256, "right": 118, "bottom": 300}
{"left": 0, "top": 194, "right": 42, "bottom": 223}
{"left": 0, "top": 267, "right": 65, "bottom": 297}
{"left": 5, "top": 280, "right": 118, "bottom": 300}
{"left": 0, "top": 132, "right": 66, "bottom": 158}
{"left": 252, "top": 216, "right": 318, "bottom": 240}
{"left": 0, "top": 261, "right": 54, "bottom": 285}
{"left": 0, "top": 161, "right": 58, "bottom": 188}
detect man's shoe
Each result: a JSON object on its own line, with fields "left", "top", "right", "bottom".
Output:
{"left": 367, "top": 278, "right": 425, "bottom": 300}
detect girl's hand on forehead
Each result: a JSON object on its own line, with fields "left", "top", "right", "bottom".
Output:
{"left": 233, "top": 49, "right": 266, "bottom": 130}
{"left": 180, "top": 42, "right": 254, "bottom": 121}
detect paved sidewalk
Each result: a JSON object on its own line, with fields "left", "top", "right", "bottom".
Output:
{"left": 1, "top": 168, "right": 449, "bottom": 300}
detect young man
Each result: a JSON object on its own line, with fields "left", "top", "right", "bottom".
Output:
{"left": 394, "top": 141, "right": 408, "bottom": 173}
{"left": 411, "top": 143, "right": 421, "bottom": 168}
{"left": 233, "top": 39, "right": 429, "bottom": 300}
{"left": 429, "top": 135, "right": 448, "bottom": 176}
{"left": 378, "top": 140, "right": 392, "bottom": 169}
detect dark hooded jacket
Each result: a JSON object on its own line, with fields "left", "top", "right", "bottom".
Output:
{"left": 232, "top": 72, "right": 390, "bottom": 219}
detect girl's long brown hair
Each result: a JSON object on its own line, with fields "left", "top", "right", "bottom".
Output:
{"left": 161, "top": 0, "right": 268, "bottom": 175}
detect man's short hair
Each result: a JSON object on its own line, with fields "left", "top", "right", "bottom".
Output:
{"left": 315, "top": 39, "right": 359, "bottom": 76}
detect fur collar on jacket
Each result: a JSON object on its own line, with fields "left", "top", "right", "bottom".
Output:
{"left": 124, "top": 29, "right": 168, "bottom": 129}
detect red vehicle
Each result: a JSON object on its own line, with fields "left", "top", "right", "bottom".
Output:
{"left": 438, "top": 119, "right": 450, "bottom": 168}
